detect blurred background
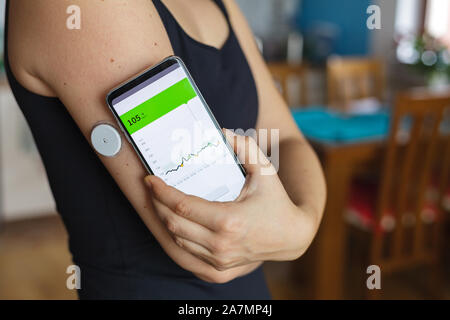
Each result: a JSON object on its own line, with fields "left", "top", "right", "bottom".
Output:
{"left": 0, "top": 0, "right": 449, "bottom": 299}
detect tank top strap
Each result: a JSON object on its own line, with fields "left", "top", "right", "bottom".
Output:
{"left": 152, "top": 0, "right": 231, "bottom": 28}
{"left": 212, "top": 0, "right": 231, "bottom": 21}
{"left": 151, "top": 0, "right": 183, "bottom": 54}
{"left": 151, "top": 0, "right": 232, "bottom": 56}
{"left": 151, "top": 0, "right": 171, "bottom": 24}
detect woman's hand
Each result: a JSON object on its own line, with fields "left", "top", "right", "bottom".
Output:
{"left": 144, "top": 130, "right": 320, "bottom": 274}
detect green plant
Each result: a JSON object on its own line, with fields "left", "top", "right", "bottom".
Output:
{"left": 411, "top": 33, "right": 450, "bottom": 82}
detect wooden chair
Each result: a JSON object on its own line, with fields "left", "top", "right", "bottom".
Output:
{"left": 327, "top": 57, "right": 385, "bottom": 111}
{"left": 267, "top": 62, "right": 309, "bottom": 107}
{"left": 346, "top": 88, "right": 450, "bottom": 298}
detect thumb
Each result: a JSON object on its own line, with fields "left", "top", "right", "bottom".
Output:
{"left": 222, "top": 129, "right": 272, "bottom": 176}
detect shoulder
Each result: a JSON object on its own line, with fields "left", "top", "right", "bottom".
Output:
{"left": 7, "top": 0, "right": 172, "bottom": 97}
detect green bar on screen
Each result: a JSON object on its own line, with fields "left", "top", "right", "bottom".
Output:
{"left": 120, "top": 78, "right": 196, "bottom": 135}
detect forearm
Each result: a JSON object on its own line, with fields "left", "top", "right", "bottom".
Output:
{"left": 277, "top": 137, "right": 326, "bottom": 232}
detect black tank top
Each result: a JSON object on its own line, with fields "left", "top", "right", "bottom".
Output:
{"left": 5, "top": 0, "right": 270, "bottom": 299}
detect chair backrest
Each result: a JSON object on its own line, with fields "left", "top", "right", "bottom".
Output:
{"left": 267, "top": 62, "right": 308, "bottom": 107}
{"left": 372, "top": 88, "right": 450, "bottom": 272}
{"left": 327, "top": 57, "right": 385, "bottom": 111}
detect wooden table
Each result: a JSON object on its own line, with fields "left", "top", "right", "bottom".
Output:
{"left": 309, "top": 138, "right": 386, "bottom": 299}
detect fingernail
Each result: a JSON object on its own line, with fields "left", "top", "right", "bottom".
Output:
{"left": 224, "top": 128, "right": 235, "bottom": 137}
{"left": 144, "top": 176, "right": 152, "bottom": 189}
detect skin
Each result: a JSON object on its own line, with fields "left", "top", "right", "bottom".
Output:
{"left": 8, "top": 0, "right": 326, "bottom": 284}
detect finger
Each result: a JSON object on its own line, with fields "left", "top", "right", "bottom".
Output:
{"left": 174, "top": 237, "right": 213, "bottom": 263}
{"left": 223, "top": 129, "right": 271, "bottom": 175}
{"left": 152, "top": 198, "right": 217, "bottom": 252}
{"left": 174, "top": 237, "right": 234, "bottom": 271}
{"left": 145, "top": 175, "right": 230, "bottom": 231}
{"left": 176, "top": 236, "right": 248, "bottom": 271}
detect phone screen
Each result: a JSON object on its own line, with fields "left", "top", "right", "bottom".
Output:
{"left": 108, "top": 57, "right": 246, "bottom": 202}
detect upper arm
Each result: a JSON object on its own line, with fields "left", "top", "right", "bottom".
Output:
{"left": 13, "top": 0, "right": 173, "bottom": 137}
{"left": 12, "top": 0, "right": 177, "bottom": 243}
{"left": 223, "top": 0, "right": 303, "bottom": 142}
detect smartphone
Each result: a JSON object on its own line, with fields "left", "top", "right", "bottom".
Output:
{"left": 106, "top": 56, "right": 246, "bottom": 202}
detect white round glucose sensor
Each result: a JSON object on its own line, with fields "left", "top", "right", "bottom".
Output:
{"left": 91, "top": 123, "right": 122, "bottom": 157}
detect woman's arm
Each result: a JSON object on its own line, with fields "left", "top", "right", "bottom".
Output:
{"left": 9, "top": 0, "right": 258, "bottom": 283}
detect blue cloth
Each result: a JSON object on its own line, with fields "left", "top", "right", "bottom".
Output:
{"left": 292, "top": 107, "right": 390, "bottom": 143}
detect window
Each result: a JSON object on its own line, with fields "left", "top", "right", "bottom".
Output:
{"left": 425, "top": 0, "right": 450, "bottom": 46}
